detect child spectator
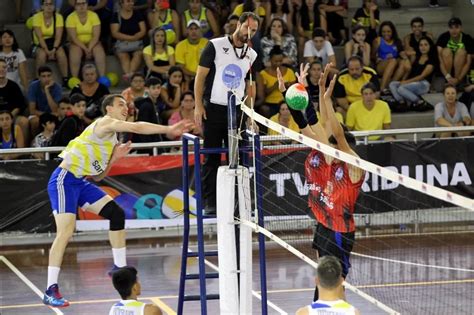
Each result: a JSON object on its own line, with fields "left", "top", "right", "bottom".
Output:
{"left": 31, "top": 113, "right": 58, "bottom": 159}
{"left": 161, "top": 66, "right": 189, "bottom": 123}
{"left": 168, "top": 91, "right": 201, "bottom": 140}
{"left": 344, "top": 25, "right": 371, "bottom": 67}
{"left": 52, "top": 93, "right": 87, "bottom": 146}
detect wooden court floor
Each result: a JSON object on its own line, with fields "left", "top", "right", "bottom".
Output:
{"left": 1, "top": 232, "right": 473, "bottom": 315}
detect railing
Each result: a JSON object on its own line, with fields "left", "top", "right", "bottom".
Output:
{"left": 0, "top": 126, "right": 473, "bottom": 160}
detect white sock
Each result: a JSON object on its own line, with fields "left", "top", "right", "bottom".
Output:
{"left": 47, "top": 266, "right": 61, "bottom": 289}
{"left": 112, "top": 247, "right": 127, "bottom": 267}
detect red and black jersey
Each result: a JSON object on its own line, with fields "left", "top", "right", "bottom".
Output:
{"left": 305, "top": 150, "right": 365, "bottom": 233}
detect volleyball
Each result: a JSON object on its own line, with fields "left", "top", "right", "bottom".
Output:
{"left": 285, "top": 83, "right": 309, "bottom": 110}
{"left": 98, "top": 75, "right": 111, "bottom": 88}
{"left": 106, "top": 72, "right": 119, "bottom": 87}
{"left": 165, "top": 29, "right": 176, "bottom": 44}
{"left": 67, "top": 77, "right": 81, "bottom": 90}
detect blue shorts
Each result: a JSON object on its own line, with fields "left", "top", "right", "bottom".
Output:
{"left": 48, "top": 167, "right": 106, "bottom": 215}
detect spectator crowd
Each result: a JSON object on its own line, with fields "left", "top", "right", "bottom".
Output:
{"left": 1, "top": 0, "right": 473, "bottom": 159}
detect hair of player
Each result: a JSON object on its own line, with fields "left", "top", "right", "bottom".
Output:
{"left": 101, "top": 94, "right": 126, "bottom": 115}
{"left": 112, "top": 266, "right": 138, "bottom": 300}
{"left": 328, "top": 123, "right": 356, "bottom": 146}
{"left": 317, "top": 256, "right": 343, "bottom": 290}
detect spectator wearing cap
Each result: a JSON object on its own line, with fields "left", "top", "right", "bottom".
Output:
{"left": 182, "top": 0, "right": 220, "bottom": 39}
{"left": 148, "top": 0, "right": 180, "bottom": 46}
{"left": 437, "top": 17, "right": 474, "bottom": 86}
{"left": 175, "top": 19, "right": 209, "bottom": 83}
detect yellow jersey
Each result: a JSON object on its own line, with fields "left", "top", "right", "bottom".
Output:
{"left": 109, "top": 300, "right": 145, "bottom": 315}
{"left": 59, "top": 118, "right": 118, "bottom": 177}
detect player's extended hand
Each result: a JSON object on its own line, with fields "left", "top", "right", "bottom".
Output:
{"left": 295, "top": 63, "right": 310, "bottom": 86}
{"left": 113, "top": 141, "right": 132, "bottom": 161}
{"left": 324, "top": 74, "right": 337, "bottom": 102}
{"left": 168, "top": 119, "right": 194, "bottom": 139}
{"left": 276, "top": 67, "right": 286, "bottom": 92}
{"left": 194, "top": 104, "right": 207, "bottom": 128}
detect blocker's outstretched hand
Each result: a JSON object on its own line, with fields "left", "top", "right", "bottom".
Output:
{"left": 295, "top": 63, "right": 310, "bottom": 86}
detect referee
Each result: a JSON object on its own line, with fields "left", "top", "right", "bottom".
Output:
{"left": 194, "top": 12, "right": 260, "bottom": 215}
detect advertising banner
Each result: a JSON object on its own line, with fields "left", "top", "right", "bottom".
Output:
{"left": 1, "top": 139, "right": 472, "bottom": 232}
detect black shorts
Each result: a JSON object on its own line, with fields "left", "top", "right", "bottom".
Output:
{"left": 312, "top": 224, "right": 355, "bottom": 278}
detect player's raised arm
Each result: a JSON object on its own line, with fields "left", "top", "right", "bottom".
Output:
{"left": 94, "top": 95, "right": 192, "bottom": 139}
{"left": 276, "top": 65, "right": 328, "bottom": 145}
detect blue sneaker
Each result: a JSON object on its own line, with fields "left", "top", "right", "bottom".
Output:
{"left": 43, "top": 284, "right": 70, "bottom": 308}
{"left": 108, "top": 264, "right": 121, "bottom": 277}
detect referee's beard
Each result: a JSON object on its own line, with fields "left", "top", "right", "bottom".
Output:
{"left": 235, "top": 30, "right": 248, "bottom": 46}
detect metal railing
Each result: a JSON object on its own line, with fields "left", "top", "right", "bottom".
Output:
{"left": 0, "top": 126, "right": 473, "bottom": 160}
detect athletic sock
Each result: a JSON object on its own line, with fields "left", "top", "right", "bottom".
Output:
{"left": 112, "top": 247, "right": 127, "bottom": 267}
{"left": 47, "top": 266, "right": 61, "bottom": 289}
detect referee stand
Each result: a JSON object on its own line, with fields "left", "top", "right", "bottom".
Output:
{"left": 178, "top": 130, "right": 269, "bottom": 315}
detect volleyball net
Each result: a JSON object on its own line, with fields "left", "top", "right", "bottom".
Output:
{"left": 237, "top": 104, "right": 474, "bottom": 315}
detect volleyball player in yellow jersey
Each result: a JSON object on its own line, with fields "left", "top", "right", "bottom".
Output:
{"left": 296, "top": 256, "right": 360, "bottom": 315}
{"left": 43, "top": 94, "right": 191, "bottom": 308}
{"left": 110, "top": 266, "right": 162, "bottom": 315}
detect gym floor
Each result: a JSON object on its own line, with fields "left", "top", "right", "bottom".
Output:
{"left": 1, "top": 232, "right": 473, "bottom": 315}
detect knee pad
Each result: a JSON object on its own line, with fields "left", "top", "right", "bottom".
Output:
{"left": 99, "top": 201, "right": 125, "bottom": 231}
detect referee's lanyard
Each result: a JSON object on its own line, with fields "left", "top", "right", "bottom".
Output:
{"left": 228, "top": 36, "right": 249, "bottom": 60}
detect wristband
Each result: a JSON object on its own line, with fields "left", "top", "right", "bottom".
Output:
{"left": 288, "top": 107, "right": 308, "bottom": 129}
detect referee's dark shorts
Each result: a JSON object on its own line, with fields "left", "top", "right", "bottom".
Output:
{"left": 312, "top": 223, "right": 355, "bottom": 278}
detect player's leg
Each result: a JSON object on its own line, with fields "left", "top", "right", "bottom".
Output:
{"left": 312, "top": 223, "right": 333, "bottom": 302}
{"left": 44, "top": 168, "right": 81, "bottom": 307}
{"left": 335, "top": 231, "right": 355, "bottom": 301}
{"left": 79, "top": 183, "right": 127, "bottom": 272}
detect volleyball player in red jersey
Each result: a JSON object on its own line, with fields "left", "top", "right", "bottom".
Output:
{"left": 277, "top": 63, "right": 365, "bottom": 301}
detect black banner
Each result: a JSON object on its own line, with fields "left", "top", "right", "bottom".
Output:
{"left": 1, "top": 139, "right": 473, "bottom": 232}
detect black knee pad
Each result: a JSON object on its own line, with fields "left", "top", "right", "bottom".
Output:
{"left": 99, "top": 201, "right": 125, "bottom": 231}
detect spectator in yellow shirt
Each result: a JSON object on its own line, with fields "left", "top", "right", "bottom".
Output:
{"left": 256, "top": 46, "right": 296, "bottom": 118}
{"left": 345, "top": 82, "right": 392, "bottom": 140}
{"left": 175, "top": 19, "right": 209, "bottom": 83}
{"left": 32, "top": 0, "right": 68, "bottom": 86}
{"left": 66, "top": 0, "right": 106, "bottom": 78}
{"left": 268, "top": 101, "right": 300, "bottom": 141}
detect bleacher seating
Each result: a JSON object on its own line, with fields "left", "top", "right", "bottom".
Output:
{"left": 0, "top": 0, "right": 470, "bottom": 131}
